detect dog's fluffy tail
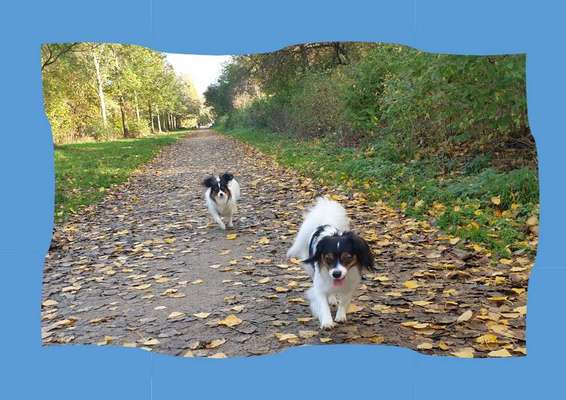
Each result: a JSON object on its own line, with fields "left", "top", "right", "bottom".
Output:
{"left": 286, "top": 196, "right": 350, "bottom": 261}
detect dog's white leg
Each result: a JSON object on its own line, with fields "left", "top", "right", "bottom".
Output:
{"left": 328, "top": 294, "right": 338, "bottom": 306}
{"left": 209, "top": 207, "right": 225, "bottom": 230}
{"left": 318, "top": 298, "right": 335, "bottom": 329}
{"left": 307, "top": 288, "right": 334, "bottom": 329}
{"left": 335, "top": 293, "right": 353, "bottom": 323}
{"left": 226, "top": 209, "right": 234, "bottom": 228}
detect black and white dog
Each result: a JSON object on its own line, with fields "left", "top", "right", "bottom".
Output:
{"left": 202, "top": 173, "right": 241, "bottom": 230}
{"left": 287, "top": 197, "right": 375, "bottom": 329}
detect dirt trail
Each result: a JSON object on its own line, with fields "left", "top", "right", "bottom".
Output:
{"left": 42, "top": 129, "right": 529, "bottom": 358}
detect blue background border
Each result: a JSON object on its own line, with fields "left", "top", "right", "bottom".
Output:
{"left": 1, "top": 1, "right": 564, "bottom": 398}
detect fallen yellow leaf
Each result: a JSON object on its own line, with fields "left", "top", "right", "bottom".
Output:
{"left": 218, "top": 314, "right": 242, "bottom": 328}
{"left": 206, "top": 339, "right": 226, "bottom": 349}
{"left": 347, "top": 303, "right": 364, "bottom": 313}
{"left": 457, "top": 310, "right": 473, "bottom": 323}
{"left": 452, "top": 347, "right": 475, "bottom": 358}
{"left": 167, "top": 311, "right": 185, "bottom": 320}
{"left": 488, "top": 349, "right": 512, "bottom": 358}
{"left": 42, "top": 299, "right": 58, "bottom": 307}
{"left": 208, "top": 352, "right": 227, "bottom": 359}
{"left": 403, "top": 280, "right": 420, "bottom": 289}
{"left": 476, "top": 334, "right": 498, "bottom": 344}
{"left": 299, "top": 330, "right": 318, "bottom": 339}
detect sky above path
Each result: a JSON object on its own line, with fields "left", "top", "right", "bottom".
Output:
{"left": 165, "top": 53, "right": 231, "bottom": 99}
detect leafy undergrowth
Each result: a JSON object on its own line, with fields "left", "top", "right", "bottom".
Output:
{"left": 54, "top": 131, "right": 189, "bottom": 222}
{"left": 220, "top": 128, "right": 539, "bottom": 259}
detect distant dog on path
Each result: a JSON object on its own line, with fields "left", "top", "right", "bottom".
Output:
{"left": 202, "top": 173, "right": 240, "bottom": 230}
{"left": 287, "top": 197, "right": 375, "bottom": 329}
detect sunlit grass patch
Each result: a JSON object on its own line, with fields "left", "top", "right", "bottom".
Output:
{"left": 54, "top": 131, "right": 189, "bottom": 222}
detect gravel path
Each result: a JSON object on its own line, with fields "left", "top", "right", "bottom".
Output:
{"left": 42, "top": 130, "right": 529, "bottom": 358}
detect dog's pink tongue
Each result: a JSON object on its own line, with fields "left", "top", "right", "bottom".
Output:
{"left": 333, "top": 277, "right": 345, "bottom": 287}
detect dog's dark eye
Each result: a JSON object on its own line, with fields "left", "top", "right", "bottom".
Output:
{"left": 341, "top": 253, "right": 353, "bottom": 263}
{"left": 323, "top": 253, "right": 335, "bottom": 264}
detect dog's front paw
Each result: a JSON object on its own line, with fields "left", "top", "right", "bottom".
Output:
{"left": 334, "top": 312, "right": 347, "bottom": 323}
{"left": 320, "top": 319, "right": 336, "bottom": 330}
{"left": 218, "top": 223, "right": 226, "bottom": 230}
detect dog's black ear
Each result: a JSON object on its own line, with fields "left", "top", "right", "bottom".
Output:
{"left": 349, "top": 233, "right": 375, "bottom": 271}
{"left": 202, "top": 176, "right": 216, "bottom": 188}
{"left": 302, "top": 242, "right": 323, "bottom": 265}
{"left": 221, "top": 172, "right": 234, "bottom": 182}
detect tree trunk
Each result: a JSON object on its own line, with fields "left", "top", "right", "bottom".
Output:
{"left": 91, "top": 50, "right": 107, "bottom": 128}
{"left": 148, "top": 102, "right": 154, "bottom": 133}
{"left": 156, "top": 105, "right": 162, "bottom": 133}
{"left": 134, "top": 92, "right": 140, "bottom": 123}
{"left": 119, "top": 96, "right": 128, "bottom": 137}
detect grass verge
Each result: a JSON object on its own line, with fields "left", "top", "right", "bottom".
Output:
{"left": 54, "top": 131, "right": 189, "bottom": 222}
{"left": 220, "top": 127, "right": 539, "bottom": 259}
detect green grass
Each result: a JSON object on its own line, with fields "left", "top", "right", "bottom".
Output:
{"left": 220, "top": 127, "right": 539, "bottom": 258}
{"left": 54, "top": 131, "right": 189, "bottom": 222}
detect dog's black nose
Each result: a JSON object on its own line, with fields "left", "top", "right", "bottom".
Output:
{"left": 332, "top": 270, "right": 342, "bottom": 279}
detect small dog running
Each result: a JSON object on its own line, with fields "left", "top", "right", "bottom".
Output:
{"left": 202, "top": 173, "right": 241, "bottom": 230}
{"left": 287, "top": 197, "right": 375, "bottom": 329}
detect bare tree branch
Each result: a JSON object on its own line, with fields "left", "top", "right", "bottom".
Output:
{"left": 41, "top": 43, "right": 80, "bottom": 70}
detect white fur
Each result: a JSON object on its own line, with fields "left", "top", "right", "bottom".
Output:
{"left": 205, "top": 178, "right": 240, "bottom": 230}
{"left": 287, "top": 196, "right": 350, "bottom": 263}
{"left": 287, "top": 197, "right": 358, "bottom": 329}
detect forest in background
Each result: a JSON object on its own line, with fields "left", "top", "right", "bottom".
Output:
{"left": 205, "top": 42, "right": 538, "bottom": 257}
{"left": 41, "top": 43, "right": 211, "bottom": 144}
{"left": 205, "top": 42, "right": 534, "bottom": 167}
